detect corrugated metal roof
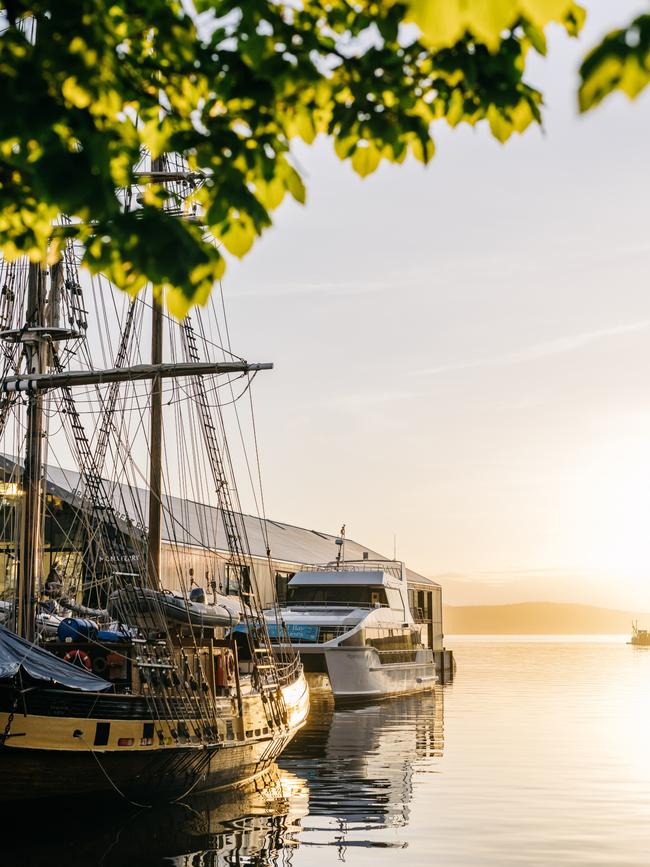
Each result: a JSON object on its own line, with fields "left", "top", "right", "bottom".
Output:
{"left": 0, "top": 455, "right": 438, "bottom": 588}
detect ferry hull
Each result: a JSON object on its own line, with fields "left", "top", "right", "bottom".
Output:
{"left": 298, "top": 646, "right": 436, "bottom": 704}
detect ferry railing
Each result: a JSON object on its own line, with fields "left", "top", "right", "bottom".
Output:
{"left": 297, "top": 560, "right": 404, "bottom": 579}
{"left": 283, "top": 599, "right": 389, "bottom": 609}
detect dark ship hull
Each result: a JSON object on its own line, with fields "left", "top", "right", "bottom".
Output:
{"left": 0, "top": 734, "right": 289, "bottom": 801}
{"left": 0, "top": 673, "right": 309, "bottom": 802}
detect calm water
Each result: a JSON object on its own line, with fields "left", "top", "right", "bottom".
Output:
{"left": 10, "top": 637, "right": 650, "bottom": 866}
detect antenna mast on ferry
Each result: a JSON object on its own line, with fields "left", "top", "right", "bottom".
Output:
{"left": 335, "top": 524, "right": 346, "bottom": 569}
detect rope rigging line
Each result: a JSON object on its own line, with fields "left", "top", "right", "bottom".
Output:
{"left": 0, "top": 150, "right": 305, "bottom": 764}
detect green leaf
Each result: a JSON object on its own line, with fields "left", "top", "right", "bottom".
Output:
{"left": 334, "top": 136, "right": 356, "bottom": 161}
{"left": 256, "top": 177, "right": 285, "bottom": 211}
{"left": 446, "top": 90, "right": 466, "bottom": 128}
{"left": 61, "top": 77, "right": 92, "bottom": 109}
{"left": 564, "top": 3, "right": 587, "bottom": 38}
{"left": 405, "top": 0, "right": 465, "bottom": 49}
{"left": 519, "top": 0, "right": 572, "bottom": 27}
{"left": 522, "top": 21, "right": 548, "bottom": 56}
{"left": 466, "top": 0, "right": 518, "bottom": 52}
{"left": 284, "top": 167, "right": 306, "bottom": 205}
{"left": 410, "top": 136, "right": 435, "bottom": 164}
{"left": 219, "top": 216, "right": 256, "bottom": 258}
{"left": 296, "top": 112, "right": 317, "bottom": 145}
{"left": 510, "top": 99, "right": 535, "bottom": 133}
{"left": 579, "top": 14, "right": 650, "bottom": 111}
{"left": 351, "top": 142, "right": 382, "bottom": 178}
{"left": 487, "top": 105, "right": 513, "bottom": 142}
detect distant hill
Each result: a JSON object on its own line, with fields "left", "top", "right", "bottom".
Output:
{"left": 443, "top": 602, "right": 650, "bottom": 634}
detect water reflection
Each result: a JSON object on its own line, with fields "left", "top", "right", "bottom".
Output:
{"left": 7, "top": 768, "right": 308, "bottom": 867}
{"left": 8, "top": 690, "right": 443, "bottom": 866}
{"left": 279, "top": 689, "right": 444, "bottom": 850}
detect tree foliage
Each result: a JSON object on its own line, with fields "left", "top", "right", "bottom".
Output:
{"left": 579, "top": 13, "right": 650, "bottom": 112}
{"left": 0, "top": 1, "right": 595, "bottom": 314}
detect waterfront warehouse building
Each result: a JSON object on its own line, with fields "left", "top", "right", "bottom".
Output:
{"left": 0, "top": 459, "right": 444, "bottom": 652}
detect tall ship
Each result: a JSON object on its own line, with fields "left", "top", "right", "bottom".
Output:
{"left": 0, "top": 154, "right": 309, "bottom": 801}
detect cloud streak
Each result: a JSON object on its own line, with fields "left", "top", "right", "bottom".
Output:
{"left": 413, "top": 320, "right": 650, "bottom": 376}
{"left": 313, "top": 389, "right": 418, "bottom": 411}
{"left": 232, "top": 279, "right": 393, "bottom": 299}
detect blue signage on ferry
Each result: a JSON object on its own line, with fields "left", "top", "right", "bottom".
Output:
{"left": 267, "top": 622, "right": 319, "bottom": 641}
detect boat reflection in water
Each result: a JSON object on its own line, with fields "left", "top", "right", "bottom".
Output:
{"left": 10, "top": 689, "right": 443, "bottom": 866}
{"left": 5, "top": 768, "right": 309, "bottom": 867}
{"left": 279, "top": 687, "right": 444, "bottom": 851}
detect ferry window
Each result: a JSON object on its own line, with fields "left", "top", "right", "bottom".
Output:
{"left": 275, "top": 571, "right": 295, "bottom": 604}
{"left": 286, "top": 585, "right": 388, "bottom": 606}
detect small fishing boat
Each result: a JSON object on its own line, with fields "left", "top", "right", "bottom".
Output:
{"left": 258, "top": 559, "right": 437, "bottom": 703}
{"left": 628, "top": 621, "right": 650, "bottom": 646}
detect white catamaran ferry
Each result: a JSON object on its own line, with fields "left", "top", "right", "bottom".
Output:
{"left": 263, "top": 560, "right": 437, "bottom": 703}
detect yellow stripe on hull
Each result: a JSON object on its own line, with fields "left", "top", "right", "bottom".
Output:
{"left": 0, "top": 673, "right": 309, "bottom": 754}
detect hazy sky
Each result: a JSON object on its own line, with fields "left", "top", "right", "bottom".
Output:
{"left": 219, "top": 2, "right": 650, "bottom": 609}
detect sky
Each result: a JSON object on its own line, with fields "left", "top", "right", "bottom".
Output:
{"left": 217, "top": 2, "right": 650, "bottom": 610}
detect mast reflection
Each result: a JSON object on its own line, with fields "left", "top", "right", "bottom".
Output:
{"left": 7, "top": 768, "right": 308, "bottom": 867}
{"left": 279, "top": 688, "right": 444, "bottom": 844}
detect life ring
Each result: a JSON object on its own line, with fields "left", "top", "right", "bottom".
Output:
{"left": 64, "top": 649, "right": 92, "bottom": 671}
{"left": 226, "top": 651, "right": 235, "bottom": 680}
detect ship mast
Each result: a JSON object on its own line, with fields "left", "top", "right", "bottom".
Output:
{"left": 4, "top": 154, "right": 273, "bottom": 637}
{"left": 16, "top": 264, "right": 47, "bottom": 640}
{"left": 146, "top": 300, "right": 163, "bottom": 587}
{"left": 147, "top": 185, "right": 164, "bottom": 588}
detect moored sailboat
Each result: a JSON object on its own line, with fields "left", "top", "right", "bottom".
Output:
{"left": 0, "top": 154, "right": 309, "bottom": 801}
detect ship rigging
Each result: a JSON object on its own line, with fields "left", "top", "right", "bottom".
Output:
{"left": 0, "top": 152, "right": 309, "bottom": 802}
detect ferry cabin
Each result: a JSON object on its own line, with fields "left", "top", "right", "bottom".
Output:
{"left": 261, "top": 564, "right": 438, "bottom": 702}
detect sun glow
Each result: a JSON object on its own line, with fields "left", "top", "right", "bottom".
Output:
{"left": 567, "top": 421, "right": 650, "bottom": 602}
